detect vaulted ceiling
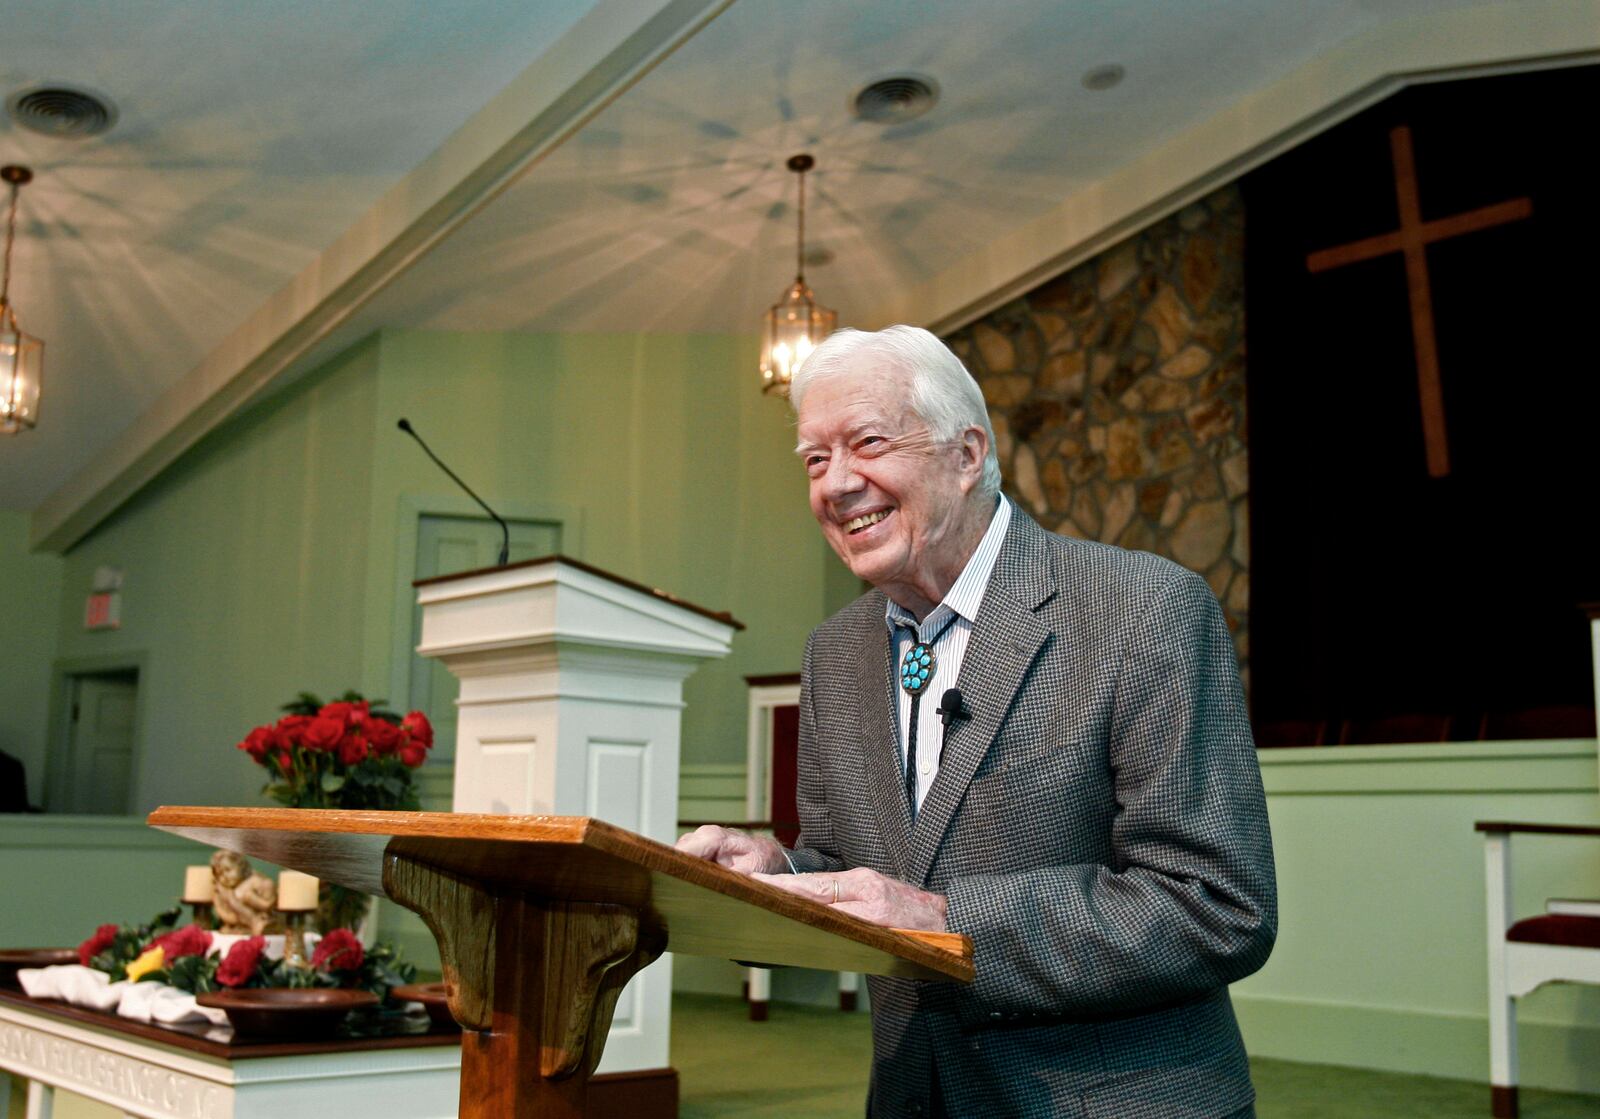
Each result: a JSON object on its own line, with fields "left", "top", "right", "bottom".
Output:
{"left": 3, "top": 0, "right": 1595, "bottom": 548}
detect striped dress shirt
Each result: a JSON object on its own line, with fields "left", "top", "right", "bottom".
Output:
{"left": 885, "top": 495, "right": 1012, "bottom": 810}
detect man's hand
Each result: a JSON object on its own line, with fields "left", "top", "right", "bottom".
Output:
{"left": 753, "top": 866, "right": 948, "bottom": 932}
{"left": 675, "top": 825, "right": 789, "bottom": 875}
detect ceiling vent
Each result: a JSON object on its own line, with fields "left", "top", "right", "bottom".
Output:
{"left": 851, "top": 75, "right": 939, "bottom": 124}
{"left": 6, "top": 84, "right": 119, "bottom": 139}
{"left": 1081, "top": 64, "right": 1126, "bottom": 92}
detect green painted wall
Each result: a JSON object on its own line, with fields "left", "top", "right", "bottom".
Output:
{"left": 0, "top": 508, "right": 63, "bottom": 803}
{"left": 5, "top": 327, "right": 836, "bottom": 964}
{"left": 361, "top": 330, "right": 833, "bottom": 769}
{"left": 49, "top": 338, "right": 382, "bottom": 812}
{"left": 23, "top": 328, "right": 830, "bottom": 820}
{"left": 0, "top": 817, "right": 252, "bottom": 945}
{"left": 1234, "top": 740, "right": 1600, "bottom": 1095}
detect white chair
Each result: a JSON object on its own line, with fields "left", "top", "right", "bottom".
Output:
{"left": 1477, "top": 820, "right": 1600, "bottom": 1118}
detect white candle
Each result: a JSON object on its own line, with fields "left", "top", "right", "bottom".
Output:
{"left": 183, "top": 865, "right": 214, "bottom": 903}
{"left": 278, "top": 870, "right": 320, "bottom": 911}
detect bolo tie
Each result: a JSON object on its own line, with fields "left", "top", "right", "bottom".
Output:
{"left": 896, "top": 612, "right": 960, "bottom": 819}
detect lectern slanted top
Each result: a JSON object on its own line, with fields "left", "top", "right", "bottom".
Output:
{"left": 149, "top": 806, "right": 972, "bottom": 1119}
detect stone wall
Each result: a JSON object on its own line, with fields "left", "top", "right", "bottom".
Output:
{"left": 944, "top": 186, "right": 1250, "bottom": 685}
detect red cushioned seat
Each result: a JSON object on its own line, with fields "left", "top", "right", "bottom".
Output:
{"left": 1505, "top": 914, "right": 1600, "bottom": 949}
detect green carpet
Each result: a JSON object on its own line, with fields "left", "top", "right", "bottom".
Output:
{"left": 671, "top": 993, "right": 1600, "bottom": 1118}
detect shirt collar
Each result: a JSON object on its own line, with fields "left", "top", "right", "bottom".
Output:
{"left": 884, "top": 495, "right": 1012, "bottom": 635}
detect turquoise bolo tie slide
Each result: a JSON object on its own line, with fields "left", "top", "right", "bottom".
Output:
{"left": 900, "top": 642, "right": 935, "bottom": 694}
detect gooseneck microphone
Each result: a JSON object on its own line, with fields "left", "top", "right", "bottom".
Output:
{"left": 397, "top": 418, "right": 510, "bottom": 566}
{"left": 937, "top": 688, "right": 968, "bottom": 728}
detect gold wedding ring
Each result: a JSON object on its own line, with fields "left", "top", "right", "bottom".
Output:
{"left": 832, "top": 879, "right": 840, "bottom": 904}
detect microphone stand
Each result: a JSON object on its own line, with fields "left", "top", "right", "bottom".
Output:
{"left": 396, "top": 418, "right": 511, "bottom": 566}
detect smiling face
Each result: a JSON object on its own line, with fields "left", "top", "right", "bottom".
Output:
{"left": 796, "top": 359, "right": 990, "bottom": 618}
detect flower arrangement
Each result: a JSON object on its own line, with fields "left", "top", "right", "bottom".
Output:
{"left": 76, "top": 912, "right": 416, "bottom": 1000}
{"left": 78, "top": 907, "right": 182, "bottom": 977}
{"left": 236, "top": 691, "right": 434, "bottom": 811}
{"left": 236, "top": 691, "right": 435, "bottom": 933}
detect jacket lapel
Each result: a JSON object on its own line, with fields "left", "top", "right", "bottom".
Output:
{"left": 906, "top": 511, "right": 1056, "bottom": 887}
{"left": 850, "top": 600, "right": 913, "bottom": 880}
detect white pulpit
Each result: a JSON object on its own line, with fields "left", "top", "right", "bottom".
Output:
{"left": 413, "top": 555, "right": 739, "bottom": 1083}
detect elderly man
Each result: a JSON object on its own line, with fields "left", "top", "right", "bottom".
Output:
{"left": 679, "top": 325, "right": 1275, "bottom": 1118}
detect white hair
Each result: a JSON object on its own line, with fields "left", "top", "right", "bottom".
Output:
{"left": 791, "top": 325, "right": 1002, "bottom": 500}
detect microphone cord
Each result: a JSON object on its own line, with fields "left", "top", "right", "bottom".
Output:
{"left": 397, "top": 419, "right": 511, "bottom": 565}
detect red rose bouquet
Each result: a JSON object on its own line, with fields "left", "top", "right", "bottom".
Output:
{"left": 235, "top": 691, "right": 434, "bottom": 812}
{"left": 235, "top": 692, "right": 435, "bottom": 931}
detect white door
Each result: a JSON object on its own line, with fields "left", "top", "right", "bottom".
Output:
{"left": 64, "top": 674, "right": 139, "bottom": 814}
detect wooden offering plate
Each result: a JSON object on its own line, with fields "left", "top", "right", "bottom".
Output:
{"left": 197, "top": 988, "right": 378, "bottom": 1038}
{"left": 0, "top": 948, "right": 77, "bottom": 989}
{"left": 390, "top": 982, "right": 458, "bottom": 1031}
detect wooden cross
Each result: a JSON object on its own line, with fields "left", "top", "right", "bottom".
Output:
{"left": 1305, "top": 124, "right": 1532, "bottom": 478}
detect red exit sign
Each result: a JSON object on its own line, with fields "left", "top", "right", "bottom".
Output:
{"left": 84, "top": 592, "right": 121, "bottom": 630}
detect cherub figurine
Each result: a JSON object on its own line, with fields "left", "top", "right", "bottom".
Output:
{"left": 210, "top": 850, "right": 278, "bottom": 935}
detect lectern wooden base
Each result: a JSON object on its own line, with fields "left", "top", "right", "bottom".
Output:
{"left": 387, "top": 854, "right": 664, "bottom": 1117}
{"left": 149, "top": 807, "right": 972, "bottom": 1119}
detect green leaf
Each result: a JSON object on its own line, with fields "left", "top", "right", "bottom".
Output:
{"left": 281, "top": 692, "right": 324, "bottom": 716}
{"left": 320, "top": 773, "right": 346, "bottom": 793}
{"left": 164, "top": 953, "right": 220, "bottom": 994}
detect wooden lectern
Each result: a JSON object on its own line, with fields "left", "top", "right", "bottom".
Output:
{"left": 149, "top": 807, "right": 972, "bottom": 1118}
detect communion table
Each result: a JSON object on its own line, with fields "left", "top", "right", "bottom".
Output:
{"left": 0, "top": 987, "right": 460, "bottom": 1119}
{"left": 146, "top": 807, "right": 973, "bottom": 1119}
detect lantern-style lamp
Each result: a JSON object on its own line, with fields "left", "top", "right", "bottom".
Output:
{"left": 759, "top": 154, "right": 836, "bottom": 397}
{"left": 0, "top": 165, "right": 43, "bottom": 434}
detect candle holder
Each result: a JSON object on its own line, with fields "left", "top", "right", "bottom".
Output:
{"left": 279, "top": 907, "right": 315, "bottom": 969}
{"left": 186, "top": 900, "right": 215, "bottom": 930}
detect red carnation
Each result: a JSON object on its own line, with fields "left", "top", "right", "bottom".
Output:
{"left": 400, "top": 711, "right": 434, "bottom": 751}
{"left": 367, "top": 718, "right": 403, "bottom": 756}
{"left": 216, "top": 936, "right": 266, "bottom": 988}
{"left": 78, "top": 923, "right": 119, "bottom": 966}
{"left": 148, "top": 924, "right": 213, "bottom": 962}
{"left": 237, "top": 725, "right": 276, "bottom": 762}
{"left": 399, "top": 742, "right": 428, "bottom": 767}
{"left": 311, "top": 928, "right": 364, "bottom": 973}
{"left": 302, "top": 716, "right": 343, "bottom": 753}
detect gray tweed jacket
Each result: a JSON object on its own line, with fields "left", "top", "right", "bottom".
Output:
{"left": 788, "top": 509, "right": 1276, "bottom": 1118}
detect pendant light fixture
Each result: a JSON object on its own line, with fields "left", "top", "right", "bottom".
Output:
{"left": 0, "top": 165, "right": 43, "bottom": 434}
{"left": 759, "top": 153, "right": 836, "bottom": 397}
